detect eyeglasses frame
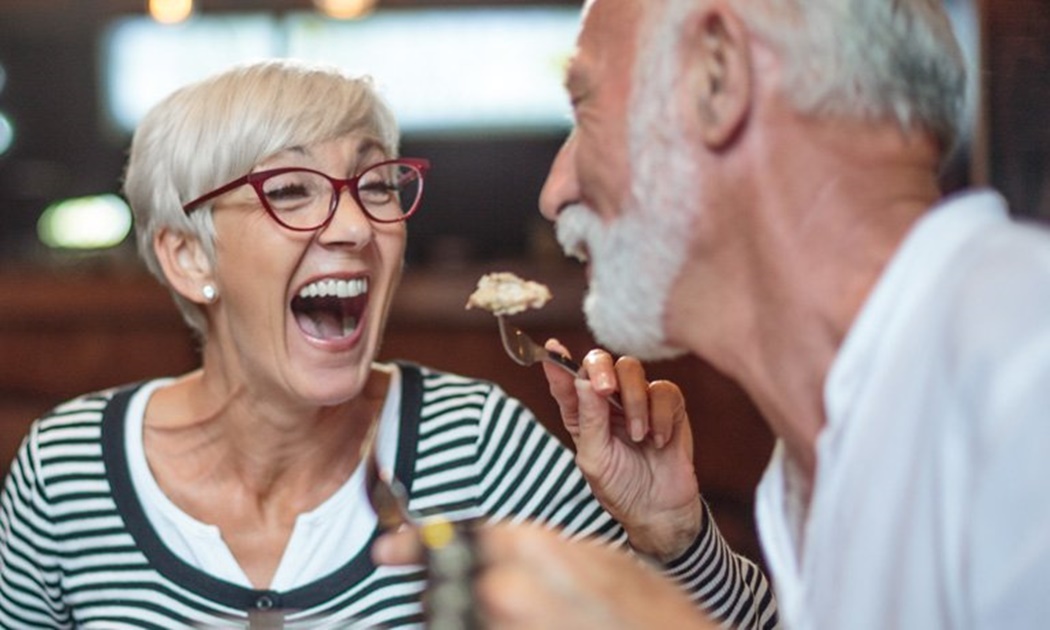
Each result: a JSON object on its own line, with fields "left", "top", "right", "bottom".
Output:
{"left": 181, "top": 157, "right": 431, "bottom": 231}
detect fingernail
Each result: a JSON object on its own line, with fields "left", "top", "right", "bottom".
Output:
{"left": 653, "top": 432, "right": 667, "bottom": 449}
{"left": 630, "top": 419, "right": 645, "bottom": 442}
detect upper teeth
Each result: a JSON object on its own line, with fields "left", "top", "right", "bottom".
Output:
{"left": 298, "top": 277, "right": 368, "bottom": 299}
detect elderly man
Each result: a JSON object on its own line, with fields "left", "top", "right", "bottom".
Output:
{"left": 375, "top": 0, "right": 1050, "bottom": 627}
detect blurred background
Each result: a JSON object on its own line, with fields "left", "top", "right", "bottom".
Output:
{"left": 0, "top": 0, "right": 1047, "bottom": 563}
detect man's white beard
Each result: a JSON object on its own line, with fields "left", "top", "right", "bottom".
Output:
{"left": 554, "top": 140, "right": 694, "bottom": 361}
{"left": 554, "top": 3, "right": 694, "bottom": 361}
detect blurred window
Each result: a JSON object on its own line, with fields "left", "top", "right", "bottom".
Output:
{"left": 103, "top": 14, "right": 276, "bottom": 133}
{"left": 102, "top": 7, "right": 578, "bottom": 136}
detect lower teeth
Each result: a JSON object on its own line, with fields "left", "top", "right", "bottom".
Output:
{"left": 341, "top": 317, "right": 358, "bottom": 337}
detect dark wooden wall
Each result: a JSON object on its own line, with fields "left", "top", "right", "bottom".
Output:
{"left": 981, "top": 0, "right": 1050, "bottom": 220}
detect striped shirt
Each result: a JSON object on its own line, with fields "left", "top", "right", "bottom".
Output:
{"left": 0, "top": 362, "right": 777, "bottom": 628}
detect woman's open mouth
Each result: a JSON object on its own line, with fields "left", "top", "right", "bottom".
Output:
{"left": 291, "top": 276, "right": 369, "bottom": 341}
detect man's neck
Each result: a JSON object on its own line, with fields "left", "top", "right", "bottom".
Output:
{"left": 671, "top": 117, "right": 943, "bottom": 483}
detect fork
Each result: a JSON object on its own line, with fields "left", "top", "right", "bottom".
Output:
{"left": 497, "top": 316, "right": 623, "bottom": 411}
{"left": 363, "top": 439, "right": 416, "bottom": 532}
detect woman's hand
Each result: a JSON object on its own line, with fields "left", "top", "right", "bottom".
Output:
{"left": 475, "top": 523, "right": 716, "bottom": 630}
{"left": 542, "top": 340, "right": 703, "bottom": 561}
{"left": 374, "top": 523, "right": 717, "bottom": 630}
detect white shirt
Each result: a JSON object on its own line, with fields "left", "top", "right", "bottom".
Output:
{"left": 126, "top": 366, "right": 403, "bottom": 590}
{"left": 756, "top": 190, "right": 1050, "bottom": 629}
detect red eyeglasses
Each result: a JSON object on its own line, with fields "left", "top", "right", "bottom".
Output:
{"left": 182, "top": 157, "right": 430, "bottom": 231}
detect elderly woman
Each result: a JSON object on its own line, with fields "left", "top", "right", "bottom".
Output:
{"left": 0, "top": 60, "right": 774, "bottom": 627}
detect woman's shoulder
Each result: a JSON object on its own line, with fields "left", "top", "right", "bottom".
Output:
{"left": 393, "top": 361, "right": 532, "bottom": 423}
{"left": 395, "top": 361, "right": 502, "bottom": 398}
{"left": 29, "top": 380, "right": 152, "bottom": 445}
{"left": 5, "top": 384, "right": 136, "bottom": 490}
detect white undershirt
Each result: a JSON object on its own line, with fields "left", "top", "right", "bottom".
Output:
{"left": 125, "top": 366, "right": 403, "bottom": 590}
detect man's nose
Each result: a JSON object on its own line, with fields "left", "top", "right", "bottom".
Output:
{"left": 539, "top": 130, "right": 580, "bottom": 222}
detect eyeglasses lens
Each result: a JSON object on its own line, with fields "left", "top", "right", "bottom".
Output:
{"left": 357, "top": 162, "right": 423, "bottom": 222}
{"left": 259, "top": 163, "right": 422, "bottom": 230}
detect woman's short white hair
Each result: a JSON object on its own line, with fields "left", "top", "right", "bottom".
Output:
{"left": 122, "top": 59, "right": 400, "bottom": 338}
{"left": 656, "top": 0, "right": 967, "bottom": 150}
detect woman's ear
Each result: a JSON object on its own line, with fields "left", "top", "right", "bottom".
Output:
{"left": 154, "top": 227, "right": 216, "bottom": 305}
{"left": 682, "top": 5, "right": 752, "bottom": 148}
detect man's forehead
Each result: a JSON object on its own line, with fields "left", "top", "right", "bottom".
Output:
{"left": 569, "top": 0, "right": 642, "bottom": 83}
{"left": 581, "top": 0, "right": 598, "bottom": 20}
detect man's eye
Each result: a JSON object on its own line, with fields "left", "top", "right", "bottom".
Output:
{"left": 568, "top": 92, "right": 587, "bottom": 120}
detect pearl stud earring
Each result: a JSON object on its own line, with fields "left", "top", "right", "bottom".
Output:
{"left": 202, "top": 284, "right": 217, "bottom": 303}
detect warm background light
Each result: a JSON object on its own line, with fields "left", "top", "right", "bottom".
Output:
{"left": 148, "top": 0, "right": 194, "bottom": 24}
{"left": 313, "top": 0, "right": 378, "bottom": 20}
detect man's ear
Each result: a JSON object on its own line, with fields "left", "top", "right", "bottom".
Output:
{"left": 683, "top": 6, "right": 752, "bottom": 148}
{"left": 154, "top": 227, "right": 215, "bottom": 305}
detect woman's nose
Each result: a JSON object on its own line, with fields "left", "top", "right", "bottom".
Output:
{"left": 317, "top": 186, "right": 374, "bottom": 247}
{"left": 539, "top": 131, "right": 581, "bottom": 222}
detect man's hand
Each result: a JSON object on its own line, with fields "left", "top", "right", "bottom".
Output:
{"left": 543, "top": 340, "right": 703, "bottom": 561}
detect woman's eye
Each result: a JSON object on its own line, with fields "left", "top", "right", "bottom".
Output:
{"left": 268, "top": 184, "right": 307, "bottom": 199}
{"left": 358, "top": 181, "right": 396, "bottom": 201}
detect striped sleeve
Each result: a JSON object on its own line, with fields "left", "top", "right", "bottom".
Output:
{"left": 0, "top": 419, "right": 71, "bottom": 628}
{"left": 664, "top": 500, "right": 779, "bottom": 629}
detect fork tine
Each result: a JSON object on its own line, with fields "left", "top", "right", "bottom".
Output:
{"left": 497, "top": 316, "right": 531, "bottom": 366}
{"left": 496, "top": 317, "right": 625, "bottom": 411}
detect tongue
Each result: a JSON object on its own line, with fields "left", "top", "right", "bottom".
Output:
{"left": 297, "top": 311, "right": 347, "bottom": 340}
{"left": 292, "top": 293, "right": 366, "bottom": 341}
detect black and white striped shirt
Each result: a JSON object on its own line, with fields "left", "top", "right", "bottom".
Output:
{"left": 0, "top": 362, "right": 777, "bottom": 628}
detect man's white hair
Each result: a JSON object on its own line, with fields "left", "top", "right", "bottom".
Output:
{"left": 658, "top": 0, "right": 967, "bottom": 149}
{"left": 600, "top": 0, "right": 966, "bottom": 357}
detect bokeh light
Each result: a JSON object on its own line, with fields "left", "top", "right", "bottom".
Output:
{"left": 148, "top": 0, "right": 194, "bottom": 25}
{"left": 38, "top": 194, "right": 133, "bottom": 250}
{"left": 0, "top": 111, "right": 14, "bottom": 157}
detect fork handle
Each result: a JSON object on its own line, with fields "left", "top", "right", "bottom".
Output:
{"left": 544, "top": 349, "right": 583, "bottom": 376}
{"left": 544, "top": 350, "right": 624, "bottom": 411}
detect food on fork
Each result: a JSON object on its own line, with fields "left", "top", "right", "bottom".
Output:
{"left": 466, "top": 272, "right": 552, "bottom": 316}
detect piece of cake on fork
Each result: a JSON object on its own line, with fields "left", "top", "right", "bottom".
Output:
{"left": 465, "top": 272, "right": 552, "bottom": 316}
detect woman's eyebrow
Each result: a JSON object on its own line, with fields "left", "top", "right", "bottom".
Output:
{"left": 355, "top": 139, "right": 387, "bottom": 162}
{"left": 256, "top": 145, "right": 309, "bottom": 168}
